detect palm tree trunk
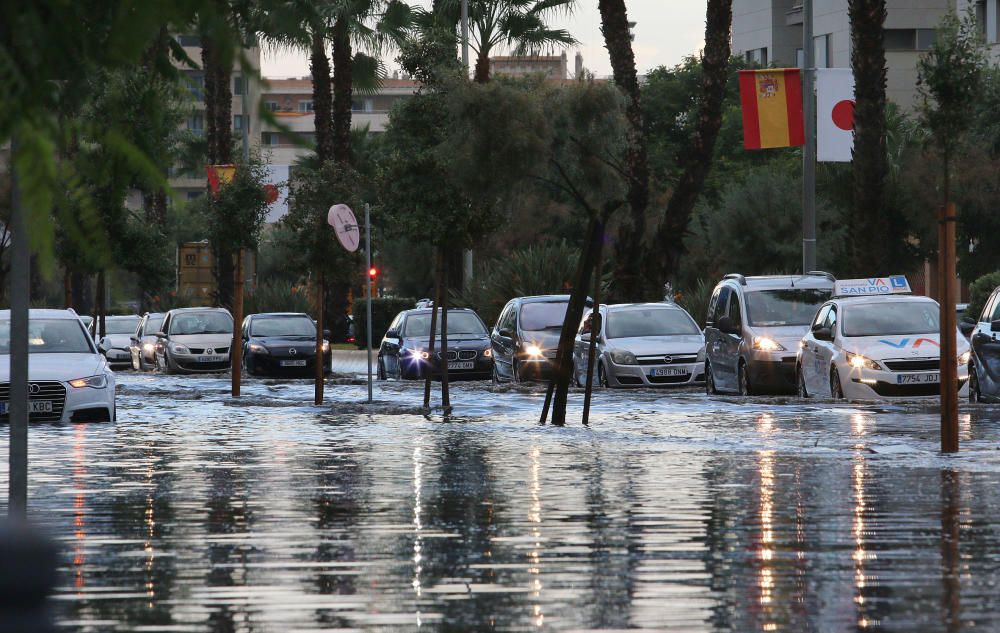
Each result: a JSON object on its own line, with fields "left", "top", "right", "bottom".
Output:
{"left": 311, "top": 30, "right": 335, "bottom": 164}
{"left": 439, "top": 252, "right": 451, "bottom": 412}
{"left": 848, "top": 0, "right": 889, "bottom": 276}
{"left": 331, "top": 17, "right": 353, "bottom": 164}
{"left": 474, "top": 50, "right": 491, "bottom": 83}
{"left": 598, "top": 0, "right": 649, "bottom": 302}
{"left": 654, "top": 0, "right": 733, "bottom": 287}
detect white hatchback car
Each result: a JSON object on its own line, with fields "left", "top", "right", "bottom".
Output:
{"left": 796, "top": 278, "right": 970, "bottom": 401}
{"left": 0, "top": 309, "right": 116, "bottom": 422}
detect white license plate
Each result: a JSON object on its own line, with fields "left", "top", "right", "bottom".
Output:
{"left": 197, "top": 355, "right": 226, "bottom": 363}
{"left": 449, "top": 361, "right": 475, "bottom": 370}
{"left": 651, "top": 367, "right": 688, "bottom": 377}
{"left": 280, "top": 360, "right": 307, "bottom": 367}
{"left": 0, "top": 401, "right": 53, "bottom": 415}
{"left": 897, "top": 373, "right": 939, "bottom": 384}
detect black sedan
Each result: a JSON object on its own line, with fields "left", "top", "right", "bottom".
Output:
{"left": 377, "top": 308, "right": 493, "bottom": 380}
{"left": 240, "top": 312, "right": 331, "bottom": 377}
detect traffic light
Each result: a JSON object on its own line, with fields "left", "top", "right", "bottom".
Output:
{"left": 368, "top": 267, "right": 378, "bottom": 279}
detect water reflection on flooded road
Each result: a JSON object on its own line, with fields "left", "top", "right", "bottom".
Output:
{"left": 4, "top": 372, "right": 1000, "bottom": 631}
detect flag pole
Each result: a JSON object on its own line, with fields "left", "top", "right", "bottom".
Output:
{"left": 802, "top": 0, "right": 817, "bottom": 273}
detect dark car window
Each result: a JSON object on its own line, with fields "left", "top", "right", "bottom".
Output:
{"left": 744, "top": 289, "right": 831, "bottom": 327}
{"left": 986, "top": 291, "right": 1000, "bottom": 323}
{"left": 519, "top": 302, "right": 568, "bottom": 331}
{"left": 727, "top": 295, "right": 742, "bottom": 329}
{"left": 403, "top": 312, "right": 487, "bottom": 337}
{"left": 143, "top": 317, "right": 164, "bottom": 336}
{"left": 712, "top": 287, "right": 731, "bottom": 325}
{"left": 606, "top": 309, "right": 699, "bottom": 338}
{"left": 842, "top": 302, "right": 939, "bottom": 337}
{"left": 0, "top": 319, "right": 94, "bottom": 354}
{"left": 104, "top": 317, "right": 141, "bottom": 335}
{"left": 251, "top": 317, "right": 315, "bottom": 337}
{"left": 812, "top": 305, "right": 830, "bottom": 330}
{"left": 169, "top": 312, "right": 233, "bottom": 335}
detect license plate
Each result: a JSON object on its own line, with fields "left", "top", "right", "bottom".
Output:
{"left": 651, "top": 367, "right": 688, "bottom": 377}
{"left": 197, "top": 355, "right": 226, "bottom": 363}
{"left": 897, "top": 373, "right": 939, "bottom": 384}
{"left": 449, "top": 361, "right": 475, "bottom": 370}
{"left": 0, "top": 401, "right": 52, "bottom": 415}
{"left": 280, "top": 360, "right": 307, "bottom": 367}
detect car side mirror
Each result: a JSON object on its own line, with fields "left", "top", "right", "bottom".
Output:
{"left": 323, "top": 329, "right": 332, "bottom": 339}
{"left": 155, "top": 332, "right": 166, "bottom": 338}
{"left": 962, "top": 315, "right": 976, "bottom": 325}
{"left": 385, "top": 328, "right": 401, "bottom": 339}
{"left": 992, "top": 319, "right": 1000, "bottom": 333}
{"left": 960, "top": 321, "right": 976, "bottom": 336}
{"left": 717, "top": 316, "right": 738, "bottom": 335}
{"left": 813, "top": 327, "right": 833, "bottom": 342}
{"left": 498, "top": 328, "right": 513, "bottom": 339}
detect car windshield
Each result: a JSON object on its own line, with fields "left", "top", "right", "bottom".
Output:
{"left": 843, "top": 302, "right": 940, "bottom": 337}
{"left": 403, "top": 312, "right": 487, "bottom": 337}
{"left": 606, "top": 308, "right": 700, "bottom": 338}
{"left": 143, "top": 317, "right": 164, "bottom": 336}
{"left": 520, "top": 302, "right": 569, "bottom": 331}
{"left": 104, "top": 317, "right": 140, "bottom": 335}
{"left": 745, "top": 289, "right": 831, "bottom": 327}
{"left": 251, "top": 317, "right": 315, "bottom": 337}
{"left": 169, "top": 312, "right": 233, "bottom": 335}
{"left": 0, "top": 319, "right": 93, "bottom": 354}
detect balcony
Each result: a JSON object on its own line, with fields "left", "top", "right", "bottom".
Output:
{"left": 786, "top": 4, "right": 803, "bottom": 26}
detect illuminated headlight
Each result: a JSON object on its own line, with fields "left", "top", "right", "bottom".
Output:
{"left": 170, "top": 343, "right": 190, "bottom": 354}
{"left": 959, "top": 351, "right": 971, "bottom": 366}
{"left": 248, "top": 343, "right": 268, "bottom": 354}
{"left": 322, "top": 341, "right": 330, "bottom": 353}
{"left": 525, "top": 344, "right": 544, "bottom": 358}
{"left": 752, "top": 336, "right": 785, "bottom": 352}
{"left": 846, "top": 351, "right": 881, "bottom": 371}
{"left": 608, "top": 349, "right": 638, "bottom": 365}
{"left": 69, "top": 375, "right": 108, "bottom": 389}
{"left": 408, "top": 348, "right": 430, "bottom": 360}
{"left": 483, "top": 348, "right": 493, "bottom": 358}
{"left": 142, "top": 343, "right": 155, "bottom": 353}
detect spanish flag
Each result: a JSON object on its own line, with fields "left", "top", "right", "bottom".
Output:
{"left": 738, "top": 69, "right": 805, "bottom": 150}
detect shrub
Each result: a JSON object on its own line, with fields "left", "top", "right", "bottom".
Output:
{"left": 244, "top": 281, "right": 312, "bottom": 316}
{"left": 352, "top": 297, "right": 417, "bottom": 348}
{"left": 966, "top": 271, "right": 1000, "bottom": 320}
{"left": 676, "top": 279, "right": 714, "bottom": 328}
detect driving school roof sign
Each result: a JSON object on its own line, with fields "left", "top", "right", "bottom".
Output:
{"left": 834, "top": 276, "right": 911, "bottom": 297}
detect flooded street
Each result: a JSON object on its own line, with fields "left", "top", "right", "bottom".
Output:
{"left": 4, "top": 373, "right": 1000, "bottom": 632}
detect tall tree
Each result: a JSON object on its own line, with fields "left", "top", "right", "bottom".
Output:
{"left": 847, "top": 0, "right": 890, "bottom": 275}
{"left": 652, "top": 0, "right": 732, "bottom": 293}
{"left": 598, "top": 0, "right": 648, "bottom": 301}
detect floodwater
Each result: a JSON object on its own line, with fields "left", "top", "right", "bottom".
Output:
{"left": 4, "top": 372, "right": 1000, "bottom": 632}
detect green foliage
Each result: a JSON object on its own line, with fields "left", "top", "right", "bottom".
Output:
{"left": 675, "top": 279, "right": 714, "bottom": 328}
{"left": 967, "top": 271, "right": 1000, "bottom": 320}
{"left": 455, "top": 241, "right": 579, "bottom": 326}
{"left": 380, "top": 237, "right": 436, "bottom": 299}
{"left": 352, "top": 297, "right": 417, "bottom": 347}
{"left": 243, "top": 281, "right": 312, "bottom": 315}
{"left": 201, "top": 152, "right": 273, "bottom": 255}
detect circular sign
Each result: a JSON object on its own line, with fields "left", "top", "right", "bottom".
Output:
{"left": 832, "top": 99, "right": 856, "bottom": 131}
{"left": 328, "top": 204, "right": 360, "bottom": 253}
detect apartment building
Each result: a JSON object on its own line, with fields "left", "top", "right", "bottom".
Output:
{"left": 732, "top": 0, "right": 952, "bottom": 108}
{"left": 963, "top": 0, "right": 1000, "bottom": 60}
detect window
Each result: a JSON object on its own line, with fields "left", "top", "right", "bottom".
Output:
{"left": 707, "top": 288, "right": 721, "bottom": 325}
{"left": 822, "top": 305, "right": 838, "bottom": 333}
{"left": 184, "top": 71, "right": 204, "bottom": 100}
{"left": 299, "top": 100, "right": 314, "bottom": 113}
{"left": 812, "top": 305, "right": 831, "bottom": 330}
{"left": 915, "top": 29, "right": 937, "bottom": 50}
{"left": 884, "top": 29, "right": 916, "bottom": 51}
{"left": 233, "top": 75, "right": 245, "bottom": 96}
{"left": 500, "top": 305, "right": 517, "bottom": 332}
{"left": 233, "top": 115, "right": 242, "bottom": 130}
{"left": 712, "top": 287, "right": 731, "bottom": 326}
{"left": 186, "top": 191, "right": 204, "bottom": 201}
{"left": 177, "top": 34, "right": 201, "bottom": 47}
{"left": 187, "top": 113, "right": 204, "bottom": 132}
{"left": 814, "top": 34, "right": 830, "bottom": 68}
{"left": 744, "top": 47, "right": 768, "bottom": 66}
{"left": 261, "top": 132, "right": 279, "bottom": 146}
{"left": 727, "top": 295, "right": 742, "bottom": 329}
{"left": 264, "top": 101, "right": 278, "bottom": 112}
{"left": 352, "top": 99, "right": 375, "bottom": 112}
{"left": 983, "top": 290, "right": 1000, "bottom": 323}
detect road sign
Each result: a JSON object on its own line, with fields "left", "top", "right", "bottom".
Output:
{"left": 328, "top": 204, "right": 360, "bottom": 252}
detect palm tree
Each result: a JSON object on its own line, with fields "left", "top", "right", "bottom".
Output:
{"left": 437, "top": 0, "right": 577, "bottom": 83}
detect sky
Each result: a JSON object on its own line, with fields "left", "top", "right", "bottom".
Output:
{"left": 261, "top": 1, "right": 710, "bottom": 79}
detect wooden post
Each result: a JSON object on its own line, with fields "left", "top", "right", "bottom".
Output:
{"left": 440, "top": 253, "right": 451, "bottom": 414}
{"left": 96, "top": 270, "right": 106, "bottom": 338}
{"left": 582, "top": 226, "right": 605, "bottom": 426}
{"left": 8, "top": 135, "right": 28, "bottom": 517}
{"left": 232, "top": 249, "right": 243, "bottom": 398}
{"left": 314, "top": 271, "right": 324, "bottom": 405}
{"left": 423, "top": 249, "right": 443, "bottom": 410}
{"left": 940, "top": 469, "right": 961, "bottom": 632}
{"left": 939, "top": 202, "right": 958, "bottom": 453}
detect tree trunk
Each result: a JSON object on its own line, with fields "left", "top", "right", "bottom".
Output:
{"left": 63, "top": 270, "right": 72, "bottom": 309}
{"left": 848, "top": 0, "right": 890, "bottom": 276}
{"left": 311, "top": 30, "right": 335, "bottom": 164}
{"left": 331, "top": 18, "right": 354, "bottom": 164}
{"left": 314, "top": 271, "right": 325, "bottom": 405}
{"left": 654, "top": 0, "right": 733, "bottom": 290}
{"left": 582, "top": 228, "right": 605, "bottom": 426}
{"left": 599, "top": 0, "right": 649, "bottom": 302}
{"left": 440, "top": 251, "right": 451, "bottom": 412}
{"left": 96, "top": 270, "right": 106, "bottom": 338}
{"left": 423, "top": 250, "right": 443, "bottom": 409}
{"left": 474, "top": 50, "right": 491, "bottom": 83}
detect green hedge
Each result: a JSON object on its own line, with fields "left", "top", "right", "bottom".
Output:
{"left": 967, "top": 271, "right": 1000, "bottom": 320}
{"left": 352, "top": 297, "right": 417, "bottom": 348}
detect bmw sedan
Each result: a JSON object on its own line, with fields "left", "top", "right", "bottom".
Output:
{"left": 0, "top": 309, "right": 116, "bottom": 423}
{"left": 241, "top": 312, "right": 330, "bottom": 377}
{"left": 96, "top": 315, "right": 141, "bottom": 369}
{"left": 155, "top": 308, "right": 234, "bottom": 374}
{"left": 378, "top": 308, "right": 493, "bottom": 380}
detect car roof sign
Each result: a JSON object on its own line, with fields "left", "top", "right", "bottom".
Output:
{"left": 833, "top": 276, "right": 911, "bottom": 298}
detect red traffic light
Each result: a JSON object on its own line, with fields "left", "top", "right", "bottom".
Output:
{"left": 368, "top": 267, "right": 378, "bottom": 278}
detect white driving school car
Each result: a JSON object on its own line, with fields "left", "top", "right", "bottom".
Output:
{"left": 796, "top": 276, "right": 970, "bottom": 401}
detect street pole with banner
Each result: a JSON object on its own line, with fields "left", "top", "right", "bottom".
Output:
{"left": 8, "top": 137, "right": 28, "bottom": 518}
{"left": 802, "top": 0, "right": 817, "bottom": 273}
{"left": 365, "top": 204, "right": 373, "bottom": 404}
{"left": 328, "top": 204, "right": 372, "bottom": 403}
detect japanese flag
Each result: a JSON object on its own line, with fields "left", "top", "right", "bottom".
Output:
{"left": 816, "top": 68, "right": 855, "bottom": 162}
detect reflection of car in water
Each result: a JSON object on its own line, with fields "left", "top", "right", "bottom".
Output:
{"left": 378, "top": 308, "right": 493, "bottom": 380}
{"left": 241, "top": 312, "right": 330, "bottom": 377}
{"left": 704, "top": 273, "right": 835, "bottom": 395}
{"left": 573, "top": 303, "right": 706, "bottom": 388}
{"left": 969, "top": 284, "right": 1000, "bottom": 402}
{"left": 96, "top": 315, "right": 141, "bottom": 369}
{"left": 0, "top": 309, "right": 116, "bottom": 422}
{"left": 154, "top": 308, "right": 234, "bottom": 374}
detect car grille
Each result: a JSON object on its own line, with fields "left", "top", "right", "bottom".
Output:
{"left": 883, "top": 359, "right": 940, "bottom": 372}
{"left": 648, "top": 374, "right": 691, "bottom": 384}
{"left": 868, "top": 379, "right": 965, "bottom": 397}
{"left": 177, "top": 360, "right": 230, "bottom": 371}
{"left": 187, "top": 346, "right": 230, "bottom": 355}
{"left": 637, "top": 354, "right": 699, "bottom": 366}
{"left": 437, "top": 350, "right": 481, "bottom": 361}
{"left": 0, "top": 381, "right": 67, "bottom": 423}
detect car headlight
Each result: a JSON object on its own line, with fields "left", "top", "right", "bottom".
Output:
{"left": 608, "top": 349, "right": 638, "bottom": 365}
{"left": 69, "top": 375, "right": 108, "bottom": 389}
{"left": 959, "top": 351, "right": 971, "bottom": 366}
{"left": 846, "top": 351, "right": 882, "bottom": 371}
{"left": 248, "top": 343, "right": 268, "bottom": 354}
{"left": 752, "top": 336, "right": 785, "bottom": 352}
{"left": 483, "top": 348, "right": 493, "bottom": 358}
{"left": 142, "top": 343, "right": 155, "bottom": 353}
{"left": 696, "top": 348, "right": 706, "bottom": 362}
{"left": 322, "top": 341, "right": 330, "bottom": 353}
{"left": 170, "top": 343, "right": 189, "bottom": 354}
{"left": 407, "top": 348, "right": 429, "bottom": 360}
{"left": 524, "top": 344, "right": 544, "bottom": 358}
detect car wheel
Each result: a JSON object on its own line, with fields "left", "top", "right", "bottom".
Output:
{"left": 830, "top": 367, "right": 845, "bottom": 400}
{"left": 970, "top": 366, "right": 982, "bottom": 403}
{"left": 738, "top": 362, "right": 752, "bottom": 396}
{"left": 797, "top": 365, "right": 809, "bottom": 398}
{"left": 705, "top": 361, "right": 718, "bottom": 395}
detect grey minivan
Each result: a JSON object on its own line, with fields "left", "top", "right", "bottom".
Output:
{"left": 704, "top": 273, "right": 834, "bottom": 395}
